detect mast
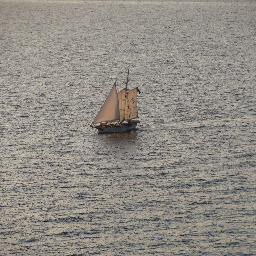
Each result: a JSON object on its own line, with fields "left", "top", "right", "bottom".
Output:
{"left": 117, "top": 69, "right": 140, "bottom": 122}
{"left": 125, "top": 68, "right": 129, "bottom": 91}
{"left": 124, "top": 68, "right": 129, "bottom": 121}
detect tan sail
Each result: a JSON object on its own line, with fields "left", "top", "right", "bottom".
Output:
{"left": 127, "top": 88, "right": 139, "bottom": 119}
{"left": 118, "top": 87, "right": 139, "bottom": 121}
{"left": 93, "top": 85, "right": 120, "bottom": 124}
{"left": 118, "top": 89, "right": 128, "bottom": 122}
{"left": 125, "top": 88, "right": 138, "bottom": 120}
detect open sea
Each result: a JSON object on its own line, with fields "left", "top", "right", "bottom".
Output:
{"left": 0, "top": 0, "right": 255, "bottom": 255}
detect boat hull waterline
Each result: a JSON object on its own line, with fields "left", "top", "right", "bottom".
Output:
{"left": 96, "top": 122, "right": 138, "bottom": 134}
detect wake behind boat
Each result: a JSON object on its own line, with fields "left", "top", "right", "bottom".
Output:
{"left": 91, "top": 71, "right": 141, "bottom": 134}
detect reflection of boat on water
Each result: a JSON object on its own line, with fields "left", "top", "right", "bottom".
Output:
{"left": 91, "top": 70, "right": 141, "bottom": 134}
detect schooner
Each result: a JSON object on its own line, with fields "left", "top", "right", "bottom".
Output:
{"left": 91, "top": 70, "right": 140, "bottom": 133}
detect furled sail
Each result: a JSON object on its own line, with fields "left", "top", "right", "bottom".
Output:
{"left": 93, "top": 84, "right": 120, "bottom": 124}
{"left": 118, "top": 87, "right": 140, "bottom": 121}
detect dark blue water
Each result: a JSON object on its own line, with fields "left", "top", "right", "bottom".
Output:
{"left": 1, "top": 1, "right": 255, "bottom": 255}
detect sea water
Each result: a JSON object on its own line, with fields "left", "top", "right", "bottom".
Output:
{"left": 1, "top": 0, "right": 255, "bottom": 255}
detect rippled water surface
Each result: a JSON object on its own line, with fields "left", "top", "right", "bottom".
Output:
{"left": 1, "top": 0, "right": 256, "bottom": 255}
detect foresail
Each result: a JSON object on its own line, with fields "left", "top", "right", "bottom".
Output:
{"left": 93, "top": 85, "right": 120, "bottom": 124}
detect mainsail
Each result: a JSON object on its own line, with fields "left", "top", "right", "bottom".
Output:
{"left": 118, "top": 89, "right": 126, "bottom": 122}
{"left": 127, "top": 88, "right": 139, "bottom": 120}
{"left": 118, "top": 87, "right": 140, "bottom": 121}
{"left": 93, "top": 84, "right": 120, "bottom": 124}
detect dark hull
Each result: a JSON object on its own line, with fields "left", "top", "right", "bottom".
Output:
{"left": 96, "top": 122, "right": 138, "bottom": 134}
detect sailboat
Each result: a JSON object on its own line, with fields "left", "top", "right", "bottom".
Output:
{"left": 91, "top": 70, "right": 141, "bottom": 134}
